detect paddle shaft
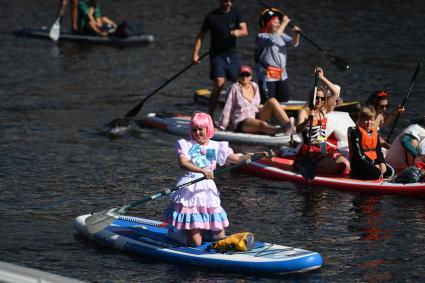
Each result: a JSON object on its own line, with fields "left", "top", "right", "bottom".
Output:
{"left": 124, "top": 52, "right": 210, "bottom": 118}
{"left": 57, "top": 0, "right": 68, "bottom": 18}
{"left": 386, "top": 61, "right": 423, "bottom": 142}
{"left": 257, "top": 0, "right": 348, "bottom": 71}
{"left": 49, "top": 0, "right": 68, "bottom": 41}
{"left": 307, "top": 72, "right": 319, "bottom": 154}
{"left": 115, "top": 152, "right": 269, "bottom": 215}
{"left": 85, "top": 151, "right": 272, "bottom": 233}
{"left": 300, "top": 71, "right": 319, "bottom": 181}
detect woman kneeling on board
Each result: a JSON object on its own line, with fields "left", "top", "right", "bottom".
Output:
{"left": 163, "top": 112, "right": 254, "bottom": 247}
{"left": 348, "top": 106, "right": 395, "bottom": 180}
{"left": 218, "top": 65, "right": 295, "bottom": 135}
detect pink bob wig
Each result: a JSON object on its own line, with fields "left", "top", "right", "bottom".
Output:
{"left": 189, "top": 112, "right": 215, "bottom": 140}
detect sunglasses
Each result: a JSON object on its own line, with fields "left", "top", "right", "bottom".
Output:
{"left": 378, "top": 104, "right": 388, "bottom": 110}
{"left": 315, "top": 96, "right": 325, "bottom": 101}
{"left": 239, "top": 72, "right": 251, "bottom": 77}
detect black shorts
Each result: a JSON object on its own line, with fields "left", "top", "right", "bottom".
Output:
{"left": 259, "top": 79, "right": 291, "bottom": 103}
{"left": 234, "top": 120, "right": 245, "bottom": 133}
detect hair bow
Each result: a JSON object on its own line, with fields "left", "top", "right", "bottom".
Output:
{"left": 188, "top": 144, "right": 216, "bottom": 168}
{"left": 377, "top": 91, "right": 388, "bottom": 97}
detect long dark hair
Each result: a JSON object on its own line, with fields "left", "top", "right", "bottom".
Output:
{"left": 365, "top": 90, "right": 389, "bottom": 109}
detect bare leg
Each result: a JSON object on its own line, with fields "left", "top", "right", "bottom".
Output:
{"left": 336, "top": 155, "right": 351, "bottom": 173}
{"left": 210, "top": 230, "right": 225, "bottom": 241}
{"left": 209, "top": 77, "right": 225, "bottom": 120}
{"left": 315, "top": 155, "right": 350, "bottom": 175}
{"left": 187, "top": 229, "right": 203, "bottom": 247}
{"left": 88, "top": 20, "right": 107, "bottom": 36}
{"left": 101, "top": 16, "right": 117, "bottom": 28}
{"left": 257, "top": 98, "right": 290, "bottom": 125}
{"left": 241, "top": 118, "right": 280, "bottom": 135}
{"left": 70, "top": 0, "right": 78, "bottom": 33}
{"left": 203, "top": 229, "right": 226, "bottom": 241}
{"left": 315, "top": 158, "right": 339, "bottom": 175}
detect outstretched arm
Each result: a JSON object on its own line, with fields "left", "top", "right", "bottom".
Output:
{"left": 276, "top": 15, "right": 301, "bottom": 47}
{"left": 193, "top": 31, "right": 206, "bottom": 63}
{"left": 291, "top": 26, "right": 301, "bottom": 46}
{"left": 382, "top": 105, "right": 405, "bottom": 128}
{"left": 276, "top": 15, "right": 290, "bottom": 35}
{"left": 315, "top": 67, "right": 340, "bottom": 113}
{"left": 226, "top": 153, "right": 252, "bottom": 164}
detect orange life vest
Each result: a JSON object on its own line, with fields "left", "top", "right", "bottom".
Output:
{"left": 359, "top": 127, "right": 378, "bottom": 160}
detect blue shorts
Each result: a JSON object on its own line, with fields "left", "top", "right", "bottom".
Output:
{"left": 210, "top": 54, "right": 241, "bottom": 82}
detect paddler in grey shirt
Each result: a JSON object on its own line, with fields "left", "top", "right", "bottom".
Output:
{"left": 255, "top": 9, "right": 301, "bottom": 103}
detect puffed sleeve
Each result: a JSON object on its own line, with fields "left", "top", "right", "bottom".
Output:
{"left": 175, "top": 139, "right": 191, "bottom": 160}
{"left": 217, "top": 141, "right": 234, "bottom": 166}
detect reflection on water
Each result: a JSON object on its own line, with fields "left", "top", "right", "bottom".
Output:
{"left": 350, "top": 196, "right": 390, "bottom": 242}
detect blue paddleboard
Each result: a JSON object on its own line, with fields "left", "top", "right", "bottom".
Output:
{"left": 74, "top": 214, "right": 322, "bottom": 274}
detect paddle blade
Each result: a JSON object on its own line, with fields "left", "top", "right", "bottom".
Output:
{"left": 299, "top": 152, "right": 315, "bottom": 180}
{"left": 85, "top": 208, "right": 120, "bottom": 234}
{"left": 49, "top": 17, "right": 61, "bottom": 42}
{"left": 101, "top": 117, "right": 139, "bottom": 138}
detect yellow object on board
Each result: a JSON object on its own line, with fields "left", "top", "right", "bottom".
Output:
{"left": 211, "top": 232, "right": 255, "bottom": 252}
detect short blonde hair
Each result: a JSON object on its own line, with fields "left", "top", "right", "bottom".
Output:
{"left": 358, "top": 106, "right": 376, "bottom": 122}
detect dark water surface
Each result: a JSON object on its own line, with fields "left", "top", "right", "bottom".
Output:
{"left": 1, "top": 0, "right": 425, "bottom": 282}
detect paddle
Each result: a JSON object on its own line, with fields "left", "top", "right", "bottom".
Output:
{"left": 106, "top": 52, "right": 210, "bottom": 128}
{"left": 299, "top": 71, "right": 319, "bottom": 180}
{"left": 85, "top": 150, "right": 273, "bottom": 234}
{"left": 386, "top": 61, "right": 423, "bottom": 143}
{"left": 49, "top": 0, "right": 68, "bottom": 42}
{"left": 257, "top": 0, "right": 349, "bottom": 71}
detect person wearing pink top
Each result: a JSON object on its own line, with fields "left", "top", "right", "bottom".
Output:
{"left": 163, "top": 112, "right": 253, "bottom": 247}
{"left": 218, "top": 65, "right": 294, "bottom": 135}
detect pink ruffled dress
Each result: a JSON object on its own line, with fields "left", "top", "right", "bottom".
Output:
{"left": 163, "top": 139, "right": 233, "bottom": 231}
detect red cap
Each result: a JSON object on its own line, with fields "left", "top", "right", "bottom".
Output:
{"left": 239, "top": 65, "right": 252, "bottom": 75}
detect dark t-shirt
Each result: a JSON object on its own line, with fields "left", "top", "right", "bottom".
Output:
{"left": 201, "top": 7, "right": 246, "bottom": 56}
